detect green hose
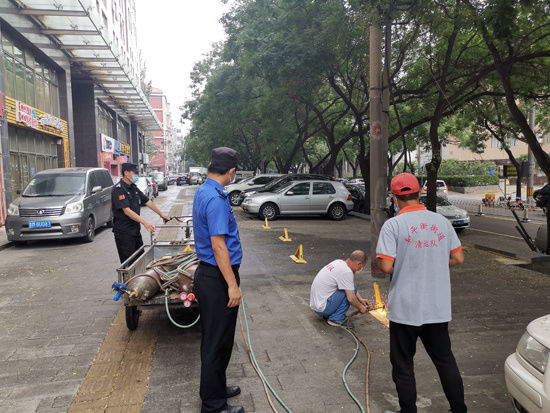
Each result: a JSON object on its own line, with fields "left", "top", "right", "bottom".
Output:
{"left": 240, "top": 295, "right": 294, "bottom": 413}
{"left": 340, "top": 327, "right": 366, "bottom": 413}
{"left": 164, "top": 289, "right": 200, "bottom": 328}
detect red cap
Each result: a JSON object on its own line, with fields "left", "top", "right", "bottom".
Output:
{"left": 391, "top": 173, "right": 420, "bottom": 195}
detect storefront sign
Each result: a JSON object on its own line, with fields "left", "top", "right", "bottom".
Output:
{"left": 15, "top": 101, "right": 39, "bottom": 129}
{"left": 101, "top": 134, "right": 115, "bottom": 153}
{"left": 114, "top": 140, "right": 121, "bottom": 156}
{"left": 39, "top": 114, "right": 66, "bottom": 134}
{"left": 121, "top": 143, "right": 131, "bottom": 155}
{"left": 0, "top": 91, "right": 3, "bottom": 119}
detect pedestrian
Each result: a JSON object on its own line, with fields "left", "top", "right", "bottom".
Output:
{"left": 193, "top": 147, "right": 244, "bottom": 413}
{"left": 376, "top": 173, "right": 467, "bottom": 413}
{"left": 111, "top": 163, "right": 169, "bottom": 263}
{"left": 310, "top": 250, "right": 370, "bottom": 329}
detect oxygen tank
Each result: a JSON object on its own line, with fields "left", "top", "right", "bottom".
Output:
{"left": 127, "top": 269, "right": 161, "bottom": 301}
{"left": 175, "top": 263, "right": 198, "bottom": 293}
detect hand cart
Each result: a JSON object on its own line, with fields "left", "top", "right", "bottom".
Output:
{"left": 115, "top": 216, "right": 198, "bottom": 330}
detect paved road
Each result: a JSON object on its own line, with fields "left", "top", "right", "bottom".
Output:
{"left": 1, "top": 185, "right": 549, "bottom": 412}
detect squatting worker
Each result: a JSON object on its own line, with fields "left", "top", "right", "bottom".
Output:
{"left": 376, "top": 172, "right": 467, "bottom": 413}
{"left": 310, "top": 250, "right": 370, "bottom": 329}
{"left": 193, "top": 147, "right": 244, "bottom": 413}
{"left": 111, "top": 163, "right": 169, "bottom": 263}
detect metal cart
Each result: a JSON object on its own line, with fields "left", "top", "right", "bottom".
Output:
{"left": 115, "top": 217, "right": 197, "bottom": 330}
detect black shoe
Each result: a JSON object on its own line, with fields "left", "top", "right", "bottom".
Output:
{"left": 226, "top": 386, "right": 241, "bottom": 398}
{"left": 219, "top": 405, "right": 244, "bottom": 413}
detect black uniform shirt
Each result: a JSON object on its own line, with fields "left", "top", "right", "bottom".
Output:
{"left": 111, "top": 179, "right": 150, "bottom": 236}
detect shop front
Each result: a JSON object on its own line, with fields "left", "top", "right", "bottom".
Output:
{"left": 99, "top": 133, "right": 131, "bottom": 178}
{"left": 5, "top": 97, "right": 69, "bottom": 198}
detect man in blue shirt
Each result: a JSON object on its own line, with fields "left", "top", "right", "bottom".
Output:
{"left": 193, "top": 147, "right": 244, "bottom": 413}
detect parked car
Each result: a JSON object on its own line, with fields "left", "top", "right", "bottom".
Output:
{"left": 384, "top": 194, "right": 470, "bottom": 230}
{"left": 167, "top": 175, "right": 178, "bottom": 185}
{"left": 150, "top": 172, "right": 167, "bottom": 191}
{"left": 505, "top": 314, "right": 550, "bottom": 413}
{"left": 189, "top": 172, "right": 203, "bottom": 185}
{"left": 242, "top": 180, "right": 353, "bottom": 221}
{"left": 147, "top": 177, "right": 158, "bottom": 198}
{"left": 349, "top": 178, "right": 366, "bottom": 187}
{"left": 6, "top": 167, "right": 113, "bottom": 243}
{"left": 422, "top": 179, "right": 449, "bottom": 196}
{"left": 225, "top": 174, "right": 282, "bottom": 206}
{"left": 345, "top": 183, "right": 366, "bottom": 213}
{"left": 237, "top": 173, "right": 333, "bottom": 206}
{"left": 136, "top": 176, "right": 154, "bottom": 201}
{"left": 176, "top": 174, "right": 190, "bottom": 186}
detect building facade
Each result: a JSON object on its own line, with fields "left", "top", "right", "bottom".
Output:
{"left": 148, "top": 87, "right": 173, "bottom": 174}
{"left": 0, "top": 0, "right": 161, "bottom": 226}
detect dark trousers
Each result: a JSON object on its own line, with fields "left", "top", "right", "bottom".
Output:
{"left": 114, "top": 232, "right": 143, "bottom": 264}
{"left": 194, "top": 262, "right": 240, "bottom": 413}
{"left": 389, "top": 321, "right": 467, "bottom": 413}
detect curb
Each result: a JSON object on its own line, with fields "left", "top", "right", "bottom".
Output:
{"left": 349, "top": 211, "right": 371, "bottom": 221}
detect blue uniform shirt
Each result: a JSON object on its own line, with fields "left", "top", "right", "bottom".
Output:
{"left": 193, "top": 178, "right": 243, "bottom": 266}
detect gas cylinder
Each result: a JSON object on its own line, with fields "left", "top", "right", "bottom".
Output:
{"left": 126, "top": 269, "right": 161, "bottom": 301}
{"left": 176, "top": 263, "right": 198, "bottom": 292}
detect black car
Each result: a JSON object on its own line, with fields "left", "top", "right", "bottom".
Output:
{"left": 345, "top": 183, "right": 366, "bottom": 213}
{"left": 237, "top": 173, "right": 333, "bottom": 204}
{"left": 176, "top": 174, "right": 190, "bottom": 186}
{"left": 167, "top": 175, "right": 178, "bottom": 185}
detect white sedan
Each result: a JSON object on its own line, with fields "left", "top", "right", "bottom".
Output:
{"left": 505, "top": 314, "right": 550, "bottom": 413}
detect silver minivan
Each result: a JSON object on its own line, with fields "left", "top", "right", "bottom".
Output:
{"left": 6, "top": 167, "right": 114, "bottom": 243}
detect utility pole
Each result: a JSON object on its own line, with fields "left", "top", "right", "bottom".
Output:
{"left": 369, "top": 21, "right": 389, "bottom": 273}
{"left": 527, "top": 104, "right": 535, "bottom": 203}
{"left": 416, "top": 144, "right": 421, "bottom": 175}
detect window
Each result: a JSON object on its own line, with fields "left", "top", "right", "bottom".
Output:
{"left": 313, "top": 182, "right": 336, "bottom": 195}
{"left": 491, "top": 137, "right": 501, "bottom": 148}
{"left": 508, "top": 135, "right": 516, "bottom": 147}
{"left": 117, "top": 118, "right": 129, "bottom": 143}
{"left": 97, "top": 105, "right": 115, "bottom": 137}
{"left": 87, "top": 172, "right": 100, "bottom": 193}
{"left": 253, "top": 176, "right": 274, "bottom": 185}
{"left": 288, "top": 182, "right": 310, "bottom": 196}
{"left": 3, "top": 55, "right": 15, "bottom": 97}
{"left": 99, "top": 170, "right": 114, "bottom": 188}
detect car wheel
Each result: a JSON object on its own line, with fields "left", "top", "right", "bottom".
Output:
{"left": 455, "top": 227, "right": 465, "bottom": 233}
{"left": 328, "top": 203, "right": 346, "bottom": 221}
{"left": 125, "top": 306, "right": 140, "bottom": 330}
{"left": 229, "top": 191, "right": 241, "bottom": 206}
{"left": 84, "top": 216, "right": 95, "bottom": 242}
{"left": 259, "top": 203, "right": 279, "bottom": 221}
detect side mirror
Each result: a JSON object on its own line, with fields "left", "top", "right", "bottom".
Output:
{"left": 286, "top": 191, "right": 294, "bottom": 196}
{"left": 16, "top": 189, "right": 21, "bottom": 195}
{"left": 92, "top": 186, "right": 102, "bottom": 193}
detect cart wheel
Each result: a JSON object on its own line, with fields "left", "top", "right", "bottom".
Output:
{"left": 125, "top": 306, "right": 140, "bottom": 331}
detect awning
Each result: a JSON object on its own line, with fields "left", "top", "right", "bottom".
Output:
{"left": 6, "top": 0, "right": 161, "bottom": 130}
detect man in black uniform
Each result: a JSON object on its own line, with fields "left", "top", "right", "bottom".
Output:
{"left": 111, "top": 163, "right": 169, "bottom": 263}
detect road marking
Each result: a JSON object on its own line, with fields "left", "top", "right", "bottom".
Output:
{"left": 468, "top": 227, "right": 523, "bottom": 240}
{"left": 473, "top": 214, "right": 544, "bottom": 224}
{"left": 68, "top": 302, "right": 158, "bottom": 412}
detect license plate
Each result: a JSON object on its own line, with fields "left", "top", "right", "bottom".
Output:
{"left": 29, "top": 220, "right": 51, "bottom": 229}
{"left": 453, "top": 220, "right": 464, "bottom": 226}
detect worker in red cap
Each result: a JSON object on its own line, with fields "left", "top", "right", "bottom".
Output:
{"left": 376, "top": 173, "right": 467, "bottom": 413}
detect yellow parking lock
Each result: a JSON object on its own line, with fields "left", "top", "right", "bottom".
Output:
{"left": 290, "top": 244, "right": 307, "bottom": 264}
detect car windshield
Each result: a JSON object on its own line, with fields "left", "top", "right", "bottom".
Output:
{"left": 274, "top": 181, "right": 296, "bottom": 193}
{"left": 262, "top": 177, "right": 291, "bottom": 191}
{"left": 420, "top": 195, "right": 452, "bottom": 206}
{"left": 136, "top": 177, "right": 148, "bottom": 187}
{"left": 22, "top": 174, "right": 86, "bottom": 197}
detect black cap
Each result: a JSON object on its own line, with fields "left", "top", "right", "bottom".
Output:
{"left": 211, "top": 147, "right": 241, "bottom": 170}
{"left": 122, "top": 163, "right": 139, "bottom": 174}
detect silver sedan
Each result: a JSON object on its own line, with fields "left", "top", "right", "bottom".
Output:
{"left": 241, "top": 180, "right": 354, "bottom": 220}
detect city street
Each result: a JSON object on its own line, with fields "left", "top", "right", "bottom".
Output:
{"left": 1, "top": 185, "right": 549, "bottom": 412}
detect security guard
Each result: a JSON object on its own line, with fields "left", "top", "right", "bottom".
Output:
{"left": 112, "top": 163, "right": 169, "bottom": 263}
{"left": 193, "top": 148, "right": 244, "bottom": 413}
